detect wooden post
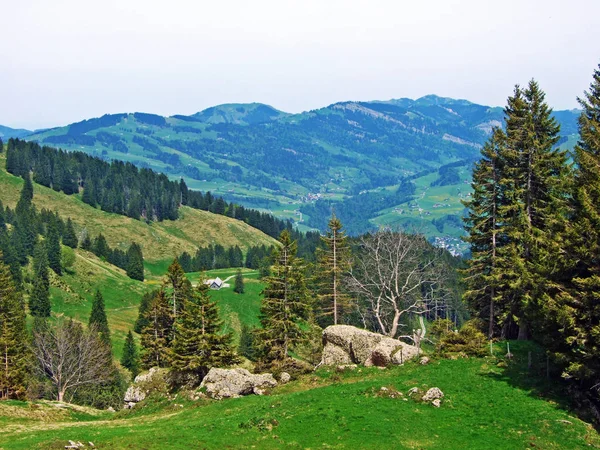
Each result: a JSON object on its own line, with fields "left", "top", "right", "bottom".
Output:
{"left": 490, "top": 340, "right": 493, "bottom": 356}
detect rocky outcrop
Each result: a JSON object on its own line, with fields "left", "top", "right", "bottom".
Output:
{"left": 123, "top": 367, "right": 167, "bottom": 409}
{"left": 200, "top": 368, "right": 277, "bottom": 400}
{"left": 320, "top": 325, "right": 419, "bottom": 367}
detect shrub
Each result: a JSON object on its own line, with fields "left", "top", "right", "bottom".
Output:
{"left": 438, "top": 319, "right": 487, "bottom": 357}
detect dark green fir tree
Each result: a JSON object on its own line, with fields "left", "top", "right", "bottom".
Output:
{"left": 29, "top": 240, "right": 51, "bottom": 318}
{"left": 0, "top": 256, "right": 29, "bottom": 399}
{"left": 62, "top": 218, "right": 78, "bottom": 249}
{"left": 46, "top": 220, "right": 62, "bottom": 275}
{"left": 126, "top": 242, "right": 144, "bottom": 281}
{"left": 170, "top": 283, "right": 238, "bottom": 379}
{"left": 89, "top": 290, "right": 111, "bottom": 346}
{"left": 121, "top": 330, "right": 140, "bottom": 379}
{"left": 234, "top": 269, "right": 245, "bottom": 294}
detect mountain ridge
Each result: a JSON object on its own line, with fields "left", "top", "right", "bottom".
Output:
{"left": 15, "top": 95, "right": 580, "bottom": 247}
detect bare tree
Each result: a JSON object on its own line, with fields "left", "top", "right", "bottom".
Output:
{"left": 32, "top": 319, "right": 113, "bottom": 402}
{"left": 345, "top": 230, "right": 450, "bottom": 338}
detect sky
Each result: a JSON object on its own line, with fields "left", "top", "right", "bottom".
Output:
{"left": 1, "top": 0, "right": 599, "bottom": 130}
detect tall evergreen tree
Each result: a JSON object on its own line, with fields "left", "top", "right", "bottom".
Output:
{"left": 163, "top": 258, "right": 191, "bottom": 319}
{"left": 170, "top": 283, "right": 238, "bottom": 379}
{"left": 499, "top": 81, "right": 569, "bottom": 338}
{"left": 46, "top": 220, "right": 62, "bottom": 275}
{"left": 0, "top": 232, "right": 22, "bottom": 289}
{"left": 234, "top": 269, "right": 245, "bottom": 294}
{"left": 238, "top": 324, "right": 256, "bottom": 360}
{"left": 15, "top": 175, "right": 36, "bottom": 258}
{"left": 89, "top": 290, "right": 110, "bottom": 346}
{"left": 121, "top": 330, "right": 140, "bottom": 378}
{"left": 316, "top": 213, "right": 351, "bottom": 325}
{"left": 29, "top": 240, "right": 51, "bottom": 317}
{"left": 257, "top": 230, "right": 309, "bottom": 365}
{"left": 62, "top": 218, "right": 78, "bottom": 249}
{"left": 126, "top": 242, "right": 144, "bottom": 281}
{"left": 540, "top": 64, "right": 600, "bottom": 386}
{"left": 0, "top": 256, "right": 29, "bottom": 399}
{"left": 140, "top": 290, "right": 173, "bottom": 369}
{"left": 462, "top": 129, "right": 507, "bottom": 338}
{"left": 134, "top": 290, "right": 158, "bottom": 334}
{"left": 92, "top": 234, "right": 109, "bottom": 259}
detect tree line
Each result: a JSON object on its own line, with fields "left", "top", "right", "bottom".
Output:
{"left": 5, "top": 138, "right": 296, "bottom": 239}
{"left": 463, "top": 65, "right": 600, "bottom": 403}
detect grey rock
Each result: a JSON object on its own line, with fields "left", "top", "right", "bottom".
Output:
{"left": 422, "top": 387, "right": 444, "bottom": 402}
{"left": 200, "top": 368, "right": 277, "bottom": 400}
{"left": 279, "top": 372, "right": 291, "bottom": 384}
{"left": 124, "top": 385, "right": 146, "bottom": 403}
{"left": 432, "top": 399, "right": 442, "bottom": 407}
{"left": 419, "top": 357, "right": 430, "bottom": 365}
{"left": 320, "top": 325, "right": 419, "bottom": 367}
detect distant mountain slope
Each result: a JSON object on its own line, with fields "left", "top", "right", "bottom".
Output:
{"left": 0, "top": 153, "right": 277, "bottom": 263}
{"left": 0, "top": 124, "right": 31, "bottom": 139}
{"left": 23, "top": 96, "right": 580, "bottom": 244}
{"left": 188, "top": 103, "right": 290, "bottom": 125}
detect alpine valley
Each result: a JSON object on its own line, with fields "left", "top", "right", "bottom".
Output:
{"left": 11, "top": 95, "right": 580, "bottom": 253}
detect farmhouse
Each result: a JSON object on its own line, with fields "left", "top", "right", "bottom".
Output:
{"left": 205, "top": 277, "right": 224, "bottom": 290}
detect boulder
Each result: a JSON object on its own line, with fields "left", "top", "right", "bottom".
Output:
{"left": 124, "top": 386, "right": 146, "bottom": 403}
{"left": 200, "top": 368, "right": 277, "bottom": 400}
{"left": 279, "top": 372, "right": 291, "bottom": 384}
{"left": 320, "top": 325, "right": 419, "bottom": 367}
{"left": 123, "top": 367, "right": 168, "bottom": 409}
{"left": 422, "top": 387, "right": 444, "bottom": 402}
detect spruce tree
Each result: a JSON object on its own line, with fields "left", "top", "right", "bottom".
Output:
{"left": 234, "top": 269, "right": 245, "bottom": 294}
{"left": 121, "top": 331, "right": 140, "bottom": 378}
{"left": 170, "top": 283, "right": 238, "bottom": 379}
{"left": 126, "top": 242, "right": 144, "bottom": 281}
{"left": 46, "top": 220, "right": 62, "bottom": 275}
{"left": 0, "top": 256, "right": 29, "bottom": 399}
{"left": 462, "top": 129, "right": 507, "bottom": 338}
{"left": 238, "top": 324, "right": 256, "bottom": 360}
{"left": 62, "top": 218, "right": 78, "bottom": 249}
{"left": 15, "top": 175, "right": 36, "bottom": 258}
{"left": 29, "top": 240, "right": 51, "bottom": 317}
{"left": 257, "top": 230, "right": 309, "bottom": 365}
{"left": 92, "top": 234, "right": 109, "bottom": 259}
{"left": 140, "top": 290, "right": 173, "bottom": 369}
{"left": 134, "top": 290, "right": 157, "bottom": 334}
{"left": 89, "top": 290, "right": 110, "bottom": 346}
{"left": 540, "top": 64, "right": 600, "bottom": 385}
{"left": 316, "top": 213, "right": 351, "bottom": 325}
{"left": 163, "top": 258, "right": 191, "bottom": 319}
{"left": 0, "top": 232, "right": 22, "bottom": 289}
{"left": 499, "top": 81, "right": 569, "bottom": 338}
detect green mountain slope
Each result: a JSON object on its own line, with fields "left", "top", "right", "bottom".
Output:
{"left": 0, "top": 154, "right": 276, "bottom": 264}
{"left": 0, "top": 124, "right": 31, "bottom": 139}
{"left": 0, "top": 152, "right": 276, "bottom": 353}
{"left": 22, "top": 96, "right": 580, "bottom": 247}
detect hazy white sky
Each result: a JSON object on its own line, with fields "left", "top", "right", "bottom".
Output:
{"left": 1, "top": 0, "right": 599, "bottom": 129}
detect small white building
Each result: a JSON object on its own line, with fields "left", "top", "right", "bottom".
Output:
{"left": 205, "top": 277, "right": 224, "bottom": 290}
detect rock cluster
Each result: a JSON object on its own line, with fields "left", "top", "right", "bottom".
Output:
{"left": 320, "top": 325, "right": 420, "bottom": 367}
{"left": 123, "top": 367, "right": 165, "bottom": 409}
{"left": 200, "top": 368, "right": 277, "bottom": 399}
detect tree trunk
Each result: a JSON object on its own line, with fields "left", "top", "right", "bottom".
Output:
{"left": 517, "top": 320, "right": 529, "bottom": 340}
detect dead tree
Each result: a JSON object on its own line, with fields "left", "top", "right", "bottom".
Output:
{"left": 32, "top": 319, "right": 113, "bottom": 402}
{"left": 345, "top": 230, "right": 449, "bottom": 338}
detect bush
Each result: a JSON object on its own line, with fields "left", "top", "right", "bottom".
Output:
{"left": 437, "top": 319, "right": 487, "bottom": 357}
{"left": 69, "top": 367, "right": 128, "bottom": 410}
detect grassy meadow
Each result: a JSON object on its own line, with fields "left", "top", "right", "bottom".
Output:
{"left": 0, "top": 341, "right": 598, "bottom": 449}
